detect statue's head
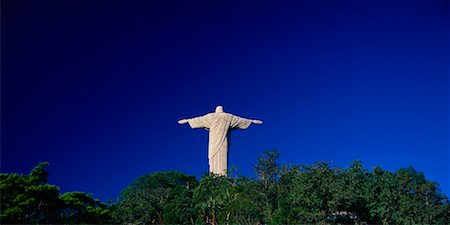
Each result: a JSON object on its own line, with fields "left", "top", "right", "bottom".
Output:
{"left": 215, "top": 106, "right": 224, "bottom": 113}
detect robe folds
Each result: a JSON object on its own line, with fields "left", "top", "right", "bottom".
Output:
{"left": 187, "top": 112, "right": 252, "bottom": 175}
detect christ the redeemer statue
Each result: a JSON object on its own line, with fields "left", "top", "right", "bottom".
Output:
{"left": 178, "top": 106, "right": 262, "bottom": 176}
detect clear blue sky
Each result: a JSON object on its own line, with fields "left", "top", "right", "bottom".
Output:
{"left": 2, "top": 0, "right": 448, "bottom": 201}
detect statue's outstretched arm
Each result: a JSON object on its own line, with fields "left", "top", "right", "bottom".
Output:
{"left": 230, "top": 115, "right": 262, "bottom": 129}
{"left": 178, "top": 119, "right": 189, "bottom": 125}
{"left": 252, "top": 120, "right": 263, "bottom": 124}
{"left": 178, "top": 114, "right": 212, "bottom": 129}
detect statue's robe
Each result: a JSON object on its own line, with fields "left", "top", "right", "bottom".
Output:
{"left": 187, "top": 112, "right": 253, "bottom": 175}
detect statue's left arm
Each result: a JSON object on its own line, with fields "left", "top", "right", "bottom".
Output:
{"left": 230, "top": 115, "right": 263, "bottom": 129}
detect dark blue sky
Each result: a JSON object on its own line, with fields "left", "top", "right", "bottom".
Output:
{"left": 2, "top": 0, "right": 448, "bottom": 201}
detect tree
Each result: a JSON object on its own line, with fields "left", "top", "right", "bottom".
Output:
{"left": 59, "top": 192, "right": 111, "bottom": 224}
{"left": 254, "top": 149, "right": 281, "bottom": 223}
{"left": 273, "top": 161, "right": 336, "bottom": 224}
{"left": 0, "top": 162, "right": 111, "bottom": 224}
{"left": 254, "top": 149, "right": 280, "bottom": 188}
{"left": 192, "top": 175, "right": 235, "bottom": 225}
{"left": 111, "top": 171, "right": 198, "bottom": 224}
{"left": 395, "top": 167, "right": 449, "bottom": 224}
{"left": 163, "top": 185, "right": 197, "bottom": 224}
{"left": 364, "top": 166, "right": 450, "bottom": 224}
{"left": 0, "top": 162, "right": 61, "bottom": 224}
{"left": 228, "top": 178, "right": 269, "bottom": 224}
{"left": 327, "top": 160, "right": 369, "bottom": 224}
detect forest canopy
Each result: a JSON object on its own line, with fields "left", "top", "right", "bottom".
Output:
{"left": 1, "top": 150, "right": 449, "bottom": 224}
{"left": 0, "top": 162, "right": 111, "bottom": 224}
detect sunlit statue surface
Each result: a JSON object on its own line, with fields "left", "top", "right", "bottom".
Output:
{"left": 178, "top": 106, "right": 262, "bottom": 176}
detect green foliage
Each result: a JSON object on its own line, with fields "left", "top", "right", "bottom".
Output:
{"left": 111, "top": 150, "right": 450, "bottom": 225}
{"left": 4, "top": 153, "right": 450, "bottom": 225}
{"left": 365, "top": 166, "right": 449, "bottom": 224}
{"left": 192, "top": 175, "right": 268, "bottom": 225}
{"left": 4, "top": 152, "right": 448, "bottom": 225}
{"left": 192, "top": 175, "right": 235, "bottom": 224}
{"left": 274, "top": 161, "right": 336, "bottom": 224}
{"left": 227, "top": 178, "right": 269, "bottom": 224}
{"left": 111, "top": 171, "right": 198, "bottom": 224}
{"left": 59, "top": 192, "right": 111, "bottom": 224}
{"left": 254, "top": 149, "right": 280, "bottom": 188}
{"left": 253, "top": 149, "right": 281, "bottom": 222}
{"left": 0, "top": 162, "right": 111, "bottom": 224}
{"left": 163, "top": 185, "right": 197, "bottom": 224}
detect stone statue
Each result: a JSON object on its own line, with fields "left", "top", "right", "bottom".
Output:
{"left": 178, "top": 106, "right": 262, "bottom": 176}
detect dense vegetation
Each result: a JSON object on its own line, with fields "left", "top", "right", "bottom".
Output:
{"left": 0, "top": 162, "right": 111, "bottom": 224}
{"left": 2, "top": 150, "right": 449, "bottom": 224}
{"left": 110, "top": 150, "right": 449, "bottom": 224}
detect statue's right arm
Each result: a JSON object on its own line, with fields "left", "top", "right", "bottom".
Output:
{"left": 178, "top": 119, "right": 189, "bottom": 125}
{"left": 183, "top": 114, "right": 212, "bottom": 129}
